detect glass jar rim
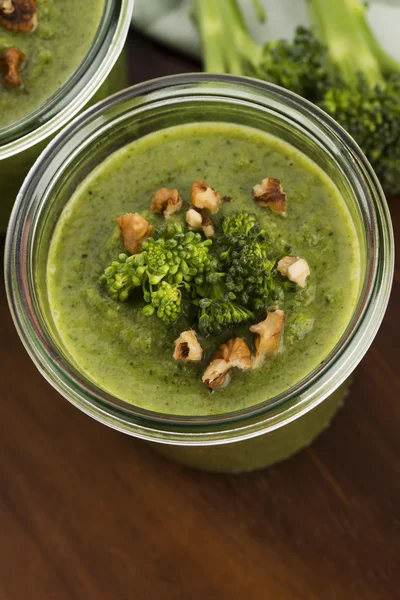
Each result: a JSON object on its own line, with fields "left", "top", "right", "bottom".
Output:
{"left": 0, "top": 0, "right": 134, "bottom": 159}
{"left": 5, "top": 74, "right": 395, "bottom": 445}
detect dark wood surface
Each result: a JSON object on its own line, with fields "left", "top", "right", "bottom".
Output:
{"left": 1, "top": 30, "right": 400, "bottom": 600}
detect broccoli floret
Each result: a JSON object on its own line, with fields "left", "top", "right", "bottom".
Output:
{"left": 147, "top": 281, "right": 182, "bottom": 325}
{"left": 221, "top": 211, "right": 259, "bottom": 241}
{"left": 196, "top": 273, "right": 254, "bottom": 336}
{"left": 224, "top": 245, "right": 283, "bottom": 311}
{"left": 309, "top": 0, "right": 400, "bottom": 194}
{"left": 255, "top": 27, "right": 333, "bottom": 103}
{"left": 99, "top": 253, "right": 142, "bottom": 302}
{"left": 139, "top": 226, "right": 214, "bottom": 286}
{"left": 320, "top": 75, "right": 400, "bottom": 193}
{"left": 217, "top": 211, "right": 286, "bottom": 312}
{"left": 100, "top": 223, "right": 215, "bottom": 325}
{"left": 198, "top": 293, "right": 254, "bottom": 336}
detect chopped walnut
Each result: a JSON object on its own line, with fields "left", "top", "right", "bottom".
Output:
{"left": 150, "top": 187, "right": 182, "bottom": 218}
{"left": 191, "top": 180, "right": 222, "bottom": 214}
{"left": 0, "top": 46, "right": 26, "bottom": 87}
{"left": 202, "top": 359, "right": 231, "bottom": 390}
{"left": 277, "top": 256, "right": 310, "bottom": 288}
{"left": 116, "top": 213, "right": 154, "bottom": 254}
{"left": 250, "top": 310, "right": 285, "bottom": 368}
{"left": 0, "top": 0, "right": 37, "bottom": 32}
{"left": 173, "top": 330, "right": 203, "bottom": 362}
{"left": 185, "top": 208, "right": 202, "bottom": 230}
{"left": 202, "top": 337, "right": 252, "bottom": 389}
{"left": 199, "top": 209, "right": 215, "bottom": 238}
{"left": 185, "top": 206, "right": 215, "bottom": 238}
{"left": 252, "top": 177, "right": 287, "bottom": 216}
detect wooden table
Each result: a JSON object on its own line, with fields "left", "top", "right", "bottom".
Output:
{"left": 1, "top": 30, "right": 400, "bottom": 600}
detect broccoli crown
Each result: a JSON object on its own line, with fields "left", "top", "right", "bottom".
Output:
{"left": 139, "top": 224, "right": 215, "bottom": 287}
{"left": 320, "top": 74, "right": 400, "bottom": 194}
{"left": 198, "top": 292, "right": 254, "bottom": 336}
{"left": 256, "top": 27, "right": 333, "bottom": 103}
{"left": 221, "top": 211, "right": 259, "bottom": 241}
{"left": 100, "top": 223, "right": 215, "bottom": 324}
{"left": 217, "top": 211, "right": 285, "bottom": 312}
{"left": 196, "top": 273, "right": 254, "bottom": 336}
{"left": 148, "top": 281, "right": 182, "bottom": 325}
{"left": 99, "top": 253, "right": 142, "bottom": 302}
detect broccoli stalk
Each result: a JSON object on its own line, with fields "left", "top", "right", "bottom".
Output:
{"left": 309, "top": 0, "right": 400, "bottom": 85}
{"left": 196, "top": 0, "right": 400, "bottom": 194}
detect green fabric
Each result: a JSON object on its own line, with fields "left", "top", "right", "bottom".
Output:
{"left": 131, "top": 0, "right": 400, "bottom": 61}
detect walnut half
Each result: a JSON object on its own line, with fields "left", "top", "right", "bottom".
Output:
{"left": 191, "top": 180, "right": 222, "bottom": 215}
{"left": 116, "top": 213, "right": 154, "bottom": 254}
{"left": 173, "top": 330, "right": 203, "bottom": 362}
{"left": 0, "top": 0, "right": 37, "bottom": 32}
{"left": 250, "top": 309, "right": 285, "bottom": 368}
{"left": 253, "top": 177, "right": 287, "bottom": 216}
{"left": 202, "top": 337, "right": 252, "bottom": 390}
{"left": 150, "top": 187, "right": 182, "bottom": 219}
{"left": 277, "top": 256, "right": 310, "bottom": 288}
{"left": 0, "top": 47, "right": 26, "bottom": 88}
{"left": 185, "top": 207, "right": 215, "bottom": 238}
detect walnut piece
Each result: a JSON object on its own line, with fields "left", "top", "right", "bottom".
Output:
{"left": 202, "top": 337, "right": 252, "bottom": 389}
{"left": 0, "top": 0, "right": 37, "bottom": 32}
{"left": 116, "top": 213, "right": 154, "bottom": 254}
{"left": 277, "top": 256, "right": 310, "bottom": 288}
{"left": 202, "top": 358, "right": 231, "bottom": 390}
{"left": 185, "top": 207, "right": 202, "bottom": 230}
{"left": 252, "top": 177, "right": 287, "bottom": 216}
{"left": 173, "top": 329, "right": 203, "bottom": 362}
{"left": 0, "top": 46, "right": 26, "bottom": 87}
{"left": 150, "top": 187, "right": 182, "bottom": 218}
{"left": 250, "top": 310, "right": 285, "bottom": 368}
{"left": 191, "top": 180, "right": 222, "bottom": 215}
{"left": 185, "top": 206, "right": 215, "bottom": 238}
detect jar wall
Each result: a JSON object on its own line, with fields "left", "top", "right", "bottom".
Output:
{"left": 6, "top": 76, "right": 393, "bottom": 477}
{"left": 148, "top": 383, "right": 349, "bottom": 473}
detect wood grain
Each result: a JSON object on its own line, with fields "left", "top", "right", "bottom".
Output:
{"left": 1, "top": 30, "right": 399, "bottom": 600}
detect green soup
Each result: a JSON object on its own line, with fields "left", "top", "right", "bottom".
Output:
{"left": 0, "top": 0, "right": 103, "bottom": 127}
{"left": 47, "top": 122, "right": 360, "bottom": 416}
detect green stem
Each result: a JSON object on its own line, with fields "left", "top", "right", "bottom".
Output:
{"left": 308, "top": 0, "right": 383, "bottom": 87}
{"left": 196, "top": 0, "right": 226, "bottom": 72}
{"left": 221, "top": 0, "right": 263, "bottom": 70}
{"left": 218, "top": 0, "right": 246, "bottom": 74}
{"left": 355, "top": 0, "right": 400, "bottom": 77}
{"left": 252, "top": 0, "right": 266, "bottom": 23}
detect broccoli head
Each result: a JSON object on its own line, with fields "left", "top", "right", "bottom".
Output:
{"left": 256, "top": 27, "right": 333, "bottom": 103}
{"left": 100, "top": 223, "right": 216, "bottom": 325}
{"left": 217, "top": 211, "right": 286, "bottom": 312}
{"left": 99, "top": 253, "right": 142, "bottom": 302}
{"left": 196, "top": 270, "right": 254, "bottom": 336}
{"left": 147, "top": 281, "right": 182, "bottom": 325}
{"left": 320, "top": 74, "right": 400, "bottom": 194}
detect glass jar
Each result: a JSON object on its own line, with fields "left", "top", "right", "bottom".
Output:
{"left": 5, "top": 74, "right": 394, "bottom": 473}
{"left": 0, "top": 0, "right": 134, "bottom": 231}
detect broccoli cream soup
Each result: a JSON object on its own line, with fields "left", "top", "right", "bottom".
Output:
{"left": 47, "top": 122, "right": 360, "bottom": 416}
